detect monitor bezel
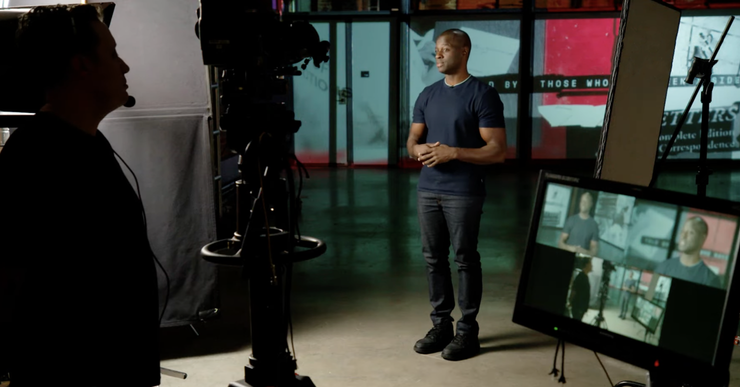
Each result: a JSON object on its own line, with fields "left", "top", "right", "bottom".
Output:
{"left": 513, "top": 170, "right": 740, "bottom": 385}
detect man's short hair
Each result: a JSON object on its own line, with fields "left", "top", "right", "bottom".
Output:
{"left": 15, "top": 4, "right": 103, "bottom": 91}
{"left": 439, "top": 28, "right": 472, "bottom": 52}
{"left": 686, "top": 216, "right": 709, "bottom": 236}
{"left": 579, "top": 257, "right": 592, "bottom": 270}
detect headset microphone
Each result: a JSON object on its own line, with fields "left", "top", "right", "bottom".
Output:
{"left": 124, "top": 96, "right": 136, "bottom": 108}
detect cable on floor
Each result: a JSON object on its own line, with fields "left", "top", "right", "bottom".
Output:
{"left": 594, "top": 351, "right": 614, "bottom": 387}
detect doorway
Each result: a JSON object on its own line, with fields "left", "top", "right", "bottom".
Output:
{"left": 292, "top": 20, "right": 394, "bottom": 166}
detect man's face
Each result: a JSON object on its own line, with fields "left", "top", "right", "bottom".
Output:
{"left": 435, "top": 34, "right": 467, "bottom": 75}
{"left": 78, "top": 21, "right": 130, "bottom": 112}
{"left": 579, "top": 193, "right": 593, "bottom": 214}
{"left": 677, "top": 220, "right": 706, "bottom": 254}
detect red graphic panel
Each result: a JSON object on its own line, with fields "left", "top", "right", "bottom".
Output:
{"left": 533, "top": 18, "right": 620, "bottom": 159}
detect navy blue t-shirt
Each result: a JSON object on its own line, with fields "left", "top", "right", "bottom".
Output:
{"left": 412, "top": 76, "right": 505, "bottom": 196}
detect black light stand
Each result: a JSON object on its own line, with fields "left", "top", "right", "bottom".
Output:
{"left": 611, "top": 16, "right": 735, "bottom": 387}
{"left": 591, "top": 261, "right": 614, "bottom": 330}
{"left": 613, "top": 368, "right": 730, "bottom": 387}
{"left": 201, "top": 125, "right": 326, "bottom": 387}
{"left": 649, "top": 16, "right": 736, "bottom": 195}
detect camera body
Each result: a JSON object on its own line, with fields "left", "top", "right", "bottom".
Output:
{"left": 196, "top": 0, "right": 329, "bottom": 70}
{"left": 195, "top": 5, "right": 329, "bottom": 386}
{"left": 195, "top": 0, "right": 329, "bottom": 155}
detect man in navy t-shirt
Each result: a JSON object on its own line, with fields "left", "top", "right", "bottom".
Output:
{"left": 558, "top": 191, "right": 600, "bottom": 256}
{"left": 655, "top": 216, "right": 722, "bottom": 289}
{"left": 407, "top": 28, "right": 507, "bottom": 361}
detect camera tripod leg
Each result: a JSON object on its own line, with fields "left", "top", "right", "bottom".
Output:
{"left": 161, "top": 367, "right": 187, "bottom": 379}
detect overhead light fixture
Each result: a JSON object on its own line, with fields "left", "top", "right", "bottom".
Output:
{"left": 0, "top": 8, "right": 33, "bottom": 14}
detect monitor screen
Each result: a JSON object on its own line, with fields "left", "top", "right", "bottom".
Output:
{"left": 514, "top": 171, "right": 740, "bottom": 382}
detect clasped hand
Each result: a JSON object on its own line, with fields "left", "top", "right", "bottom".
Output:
{"left": 414, "top": 142, "right": 456, "bottom": 167}
{"left": 573, "top": 246, "right": 590, "bottom": 255}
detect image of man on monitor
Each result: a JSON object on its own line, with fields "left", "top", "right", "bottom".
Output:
{"left": 654, "top": 216, "right": 721, "bottom": 289}
{"left": 558, "top": 191, "right": 600, "bottom": 256}
{"left": 619, "top": 270, "right": 638, "bottom": 319}
{"left": 568, "top": 257, "right": 592, "bottom": 321}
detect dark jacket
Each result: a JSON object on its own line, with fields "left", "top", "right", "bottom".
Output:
{"left": 0, "top": 112, "right": 160, "bottom": 386}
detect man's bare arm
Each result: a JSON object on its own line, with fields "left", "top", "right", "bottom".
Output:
{"left": 558, "top": 232, "right": 575, "bottom": 252}
{"left": 572, "top": 241, "right": 598, "bottom": 256}
{"left": 406, "top": 123, "right": 428, "bottom": 159}
{"left": 453, "top": 127, "right": 507, "bottom": 165}
{"left": 587, "top": 240, "right": 599, "bottom": 256}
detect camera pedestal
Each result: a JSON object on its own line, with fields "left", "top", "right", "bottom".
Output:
{"left": 202, "top": 135, "right": 326, "bottom": 387}
{"left": 229, "top": 367, "right": 316, "bottom": 387}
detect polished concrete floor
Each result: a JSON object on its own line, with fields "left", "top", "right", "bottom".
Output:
{"left": 157, "top": 167, "right": 740, "bottom": 387}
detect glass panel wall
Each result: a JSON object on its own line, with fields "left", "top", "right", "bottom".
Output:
{"left": 534, "top": 0, "right": 740, "bottom": 11}
{"left": 406, "top": 18, "right": 521, "bottom": 159}
{"left": 336, "top": 23, "right": 349, "bottom": 165}
{"left": 352, "top": 21, "right": 391, "bottom": 165}
{"left": 530, "top": 16, "right": 619, "bottom": 159}
{"left": 292, "top": 20, "right": 392, "bottom": 166}
{"left": 414, "top": 0, "right": 522, "bottom": 10}
{"left": 534, "top": 0, "right": 619, "bottom": 11}
{"left": 287, "top": 0, "right": 396, "bottom": 12}
{"left": 287, "top": 5, "right": 740, "bottom": 165}
{"left": 660, "top": 13, "right": 740, "bottom": 160}
{"left": 293, "top": 23, "right": 332, "bottom": 164}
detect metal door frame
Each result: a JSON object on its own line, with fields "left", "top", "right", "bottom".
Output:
{"left": 285, "top": 15, "right": 399, "bottom": 167}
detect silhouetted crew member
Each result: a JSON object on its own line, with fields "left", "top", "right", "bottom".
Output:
{"left": 0, "top": 5, "right": 160, "bottom": 386}
{"left": 569, "top": 258, "right": 592, "bottom": 321}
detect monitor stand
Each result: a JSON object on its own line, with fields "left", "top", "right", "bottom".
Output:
{"left": 615, "top": 370, "right": 652, "bottom": 387}
{"left": 616, "top": 369, "right": 728, "bottom": 387}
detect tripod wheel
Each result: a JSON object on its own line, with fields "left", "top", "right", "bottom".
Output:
{"left": 291, "top": 235, "right": 326, "bottom": 262}
{"left": 200, "top": 235, "right": 326, "bottom": 266}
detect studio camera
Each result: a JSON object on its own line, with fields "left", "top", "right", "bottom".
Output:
{"left": 592, "top": 259, "right": 615, "bottom": 329}
{"left": 195, "top": 0, "right": 330, "bottom": 154}
{"left": 195, "top": 2, "right": 329, "bottom": 387}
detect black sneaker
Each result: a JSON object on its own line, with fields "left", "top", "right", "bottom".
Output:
{"left": 441, "top": 333, "right": 480, "bottom": 361}
{"left": 414, "top": 324, "right": 454, "bottom": 354}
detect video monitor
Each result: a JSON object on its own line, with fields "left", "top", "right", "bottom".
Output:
{"left": 514, "top": 171, "right": 740, "bottom": 385}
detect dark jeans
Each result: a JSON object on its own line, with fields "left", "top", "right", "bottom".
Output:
{"left": 417, "top": 190, "right": 484, "bottom": 336}
{"left": 620, "top": 292, "right": 632, "bottom": 317}
{"left": 572, "top": 308, "right": 587, "bottom": 321}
